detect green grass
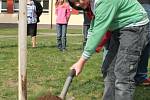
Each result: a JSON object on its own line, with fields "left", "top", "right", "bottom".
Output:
{"left": 0, "top": 28, "right": 82, "bottom": 35}
{"left": 0, "top": 28, "right": 150, "bottom": 100}
{"left": 38, "top": 28, "right": 82, "bottom": 34}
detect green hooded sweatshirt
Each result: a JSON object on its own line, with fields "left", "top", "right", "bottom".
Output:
{"left": 82, "top": 0, "right": 149, "bottom": 59}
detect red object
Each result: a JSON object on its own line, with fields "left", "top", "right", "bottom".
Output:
{"left": 142, "top": 77, "right": 150, "bottom": 86}
{"left": 86, "top": 5, "right": 94, "bottom": 20}
{"left": 95, "top": 31, "right": 111, "bottom": 53}
{"left": 7, "top": 0, "right": 14, "bottom": 13}
{"left": 71, "top": 8, "right": 79, "bottom": 14}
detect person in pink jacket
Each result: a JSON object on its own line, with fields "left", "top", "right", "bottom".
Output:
{"left": 55, "top": 0, "right": 71, "bottom": 51}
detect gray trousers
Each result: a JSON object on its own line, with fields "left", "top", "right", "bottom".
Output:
{"left": 83, "top": 25, "right": 90, "bottom": 48}
{"left": 102, "top": 24, "right": 149, "bottom": 100}
{"left": 56, "top": 24, "right": 67, "bottom": 49}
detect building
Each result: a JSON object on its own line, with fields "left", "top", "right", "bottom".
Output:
{"left": 0, "top": 0, "right": 83, "bottom": 26}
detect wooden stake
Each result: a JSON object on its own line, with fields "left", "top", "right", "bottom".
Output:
{"left": 18, "top": 0, "right": 27, "bottom": 100}
{"left": 50, "top": 0, "right": 53, "bottom": 29}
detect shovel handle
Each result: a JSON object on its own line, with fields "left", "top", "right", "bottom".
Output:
{"left": 59, "top": 69, "right": 76, "bottom": 99}
{"left": 68, "top": 69, "right": 76, "bottom": 77}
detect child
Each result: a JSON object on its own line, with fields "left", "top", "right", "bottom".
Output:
{"left": 27, "top": 0, "right": 42, "bottom": 48}
{"left": 55, "top": 0, "right": 71, "bottom": 51}
{"left": 68, "top": 0, "right": 149, "bottom": 100}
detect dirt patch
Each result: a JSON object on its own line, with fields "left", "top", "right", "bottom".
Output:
{"left": 37, "top": 93, "right": 62, "bottom": 100}
{"left": 6, "top": 79, "right": 18, "bottom": 87}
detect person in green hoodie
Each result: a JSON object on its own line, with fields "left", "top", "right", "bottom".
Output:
{"left": 68, "top": 0, "right": 149, "bottom": 100}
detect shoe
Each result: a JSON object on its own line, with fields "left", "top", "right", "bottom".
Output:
{"left": 142, "top": 78, "right": 150, "bottom": 86}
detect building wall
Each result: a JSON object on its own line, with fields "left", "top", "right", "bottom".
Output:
{"left": 0, "top": 0, "right": 83, "bottom": 26}
{"left": 0, "top": 13, "right": 18, "bottom": 23}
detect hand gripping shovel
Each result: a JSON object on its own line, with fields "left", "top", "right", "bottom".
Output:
{"left": 59, "top": 69, "right": 76, "bottom": 99}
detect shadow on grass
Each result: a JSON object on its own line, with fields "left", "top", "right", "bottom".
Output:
{"left": 27, "top": 45, "right": 57, "bottom": 49}
{"left": 0, "top": 44, "right": 58, "bottom": 49}
{"left": 0, "top": 44, "right": 18, "bottom": 48}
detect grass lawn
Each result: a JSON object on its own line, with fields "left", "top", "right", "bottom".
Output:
{"left": 0, "top": 28, "right": 150, "bottom": 100}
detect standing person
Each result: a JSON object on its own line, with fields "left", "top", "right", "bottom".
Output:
{"left": 27, "top": 0, "right": 43, "bottom": 48}
{"left": 55, "top": 0, "right": 71, "bottom": 51}
{"left": 82, "top": 11, "right": 91, "bottom": 48}
{"left": 135, "top": 0, "right": 150, "bottom": 86}
{"left": 95, "top": 31, "right": 111, "bottom": 78}
{"left": 68, "top": 0, "right": 149, "bottom": 100}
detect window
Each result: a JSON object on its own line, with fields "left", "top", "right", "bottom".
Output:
{"left": 37, "top": 0, "right": 49, "bottom": 13}
{"left": 0, "top": 0, "right": 49, "bottom": 13}
{"left": 1, "top": 0, "right": 7, "bottom": 12}
{"left": 14, "top": 0, "right": 19, "bottom": 12}
{"left": 1, "top": 0, "right": 18, "bottom": 13}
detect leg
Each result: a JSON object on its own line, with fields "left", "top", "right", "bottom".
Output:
{"left": 32, "top": 36, "right": 36, "bottom": 47}
{"left": 102, "top": 34, "right": 119, "bottom": 78}
{"left": 83, "top": 25, "right": 90, "bottom": 48}
{"left": 27, "top": 24, "right": 30, "bottom": 36}
{"left": 102, "top": 33, "right": 119, "bottom": 100}
{"left": 135, "top": 42, "right": 150, "bottom": 84}
{"left": 56, "top": 24, "right": 62, "bottom": 50}
{"left": 61, "top": 24, "right": 67, "bottom": 50}
{"left": 114, "top": 24, "right": 149, "bottom": 100}
{"left": 32, "top": 24, "right": 37, "bottom": 47}
{"left": 27, "top": 24, "right": 37, "bottom": 47}
{"left": 102, "top": 39, "right": 110, "bottom": 61}
{"left": 102, "top": 47, "right": 108, "bottom": 61}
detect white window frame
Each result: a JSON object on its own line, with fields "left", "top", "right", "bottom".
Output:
{"left": 1, "top": 0, "right": 7, "bottom": 13}
{"left": 0, "top": 0, "right": 2, "bottom": 13}
{"left": 40, "top": 0, "right": 49, "bottom": 13}
{"left": 14, "top": 0, "right": 19, "bottom": 12}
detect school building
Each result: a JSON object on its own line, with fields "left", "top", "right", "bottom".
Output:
{"left": 0, "top": 0, "right": 83, "bottom": 26}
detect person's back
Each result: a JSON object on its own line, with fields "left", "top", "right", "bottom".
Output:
{"left": 110, "top": 0, "right": 147, "bottom": 29}
{"left": 89, "top": 0, "right": 148, "bottom": 33}
{"left": 81, "top": 0, "right": 149, "bottom": 56}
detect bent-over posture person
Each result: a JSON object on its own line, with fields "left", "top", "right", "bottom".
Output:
{"left": 68, "top": 0, "right": 149, "bottom": 100}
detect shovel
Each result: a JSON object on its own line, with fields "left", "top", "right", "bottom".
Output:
{"left": 59, "top": 69, "right": 76, "bottom": 99}
{"left": 37, "top": 69, "right": 76, "bottom": 100}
